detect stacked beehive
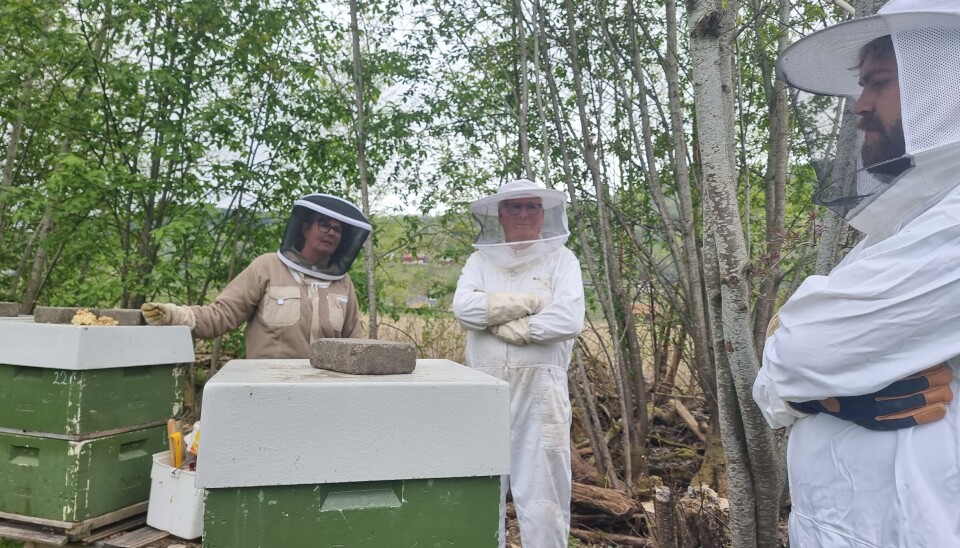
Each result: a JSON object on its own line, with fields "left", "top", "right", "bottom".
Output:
{"left": 196, "top": 357, "right": 510, "bottom": 548}
{"left": 0, "top": 308, "right": 194, "bottom": 530}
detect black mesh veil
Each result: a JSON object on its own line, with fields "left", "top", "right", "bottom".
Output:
{"left": 277, "top": 194, "right": 371, "bottom": 280}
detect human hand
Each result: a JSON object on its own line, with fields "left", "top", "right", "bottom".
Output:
{"left": 490, "top": 316, "right": 532, "bottom": 346}
{"left": 486, "top": 292, "right": 541, "bottom": 325}
{"left": 141, "top": 302, "right": 196, "bottom": 329}
{"left": 789, "top": 364, "right": 953, "bottom": 431}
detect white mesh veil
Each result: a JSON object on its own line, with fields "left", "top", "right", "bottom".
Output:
{"left": 778, "top": 0, "right": 960, "bottom": 234}
{"left": 469, "top": 179, "right": 570, "bottom": 270}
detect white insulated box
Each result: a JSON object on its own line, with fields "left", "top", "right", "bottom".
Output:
{"left": 195, "top": 359, "right": 511, "bottom": 489}
{"left": 0, "top": 323, "right": 194, "bottom": 369}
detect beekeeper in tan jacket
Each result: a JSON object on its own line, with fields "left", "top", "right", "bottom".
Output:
{"left": 141, "top": 194, "right": 371, "bottom": 358}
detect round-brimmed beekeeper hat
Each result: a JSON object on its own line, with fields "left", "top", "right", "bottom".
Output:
{"left": 778, "top": 0, "right": 960, "bottom": 98}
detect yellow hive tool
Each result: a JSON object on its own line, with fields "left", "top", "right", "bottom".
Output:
{"left": 167, "top": 419, "right": 183, "bottom": 468}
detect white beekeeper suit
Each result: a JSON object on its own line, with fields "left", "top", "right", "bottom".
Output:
{"left": 753, "top": 0, "right": 960, "bottom": 546}
{"left": 453, "top": 179, "right": 585, "bottom": 548}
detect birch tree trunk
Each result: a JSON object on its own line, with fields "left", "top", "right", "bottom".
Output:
{"left": 514, "top": 0, "right": 532, "bottom": 179}
{"left": 349, "top": 0, "right": 377, "bottom": 339}
{"left": 751, "top": 0, "right": 791, "bottom": 354}
{"left": 815, "top": 0, "right": 882, "bottom": 274}
{"left": 562, "top": 0, "right": 636, "bottom": 483}
{"left": 529, "top": 2, "right": 551, "bottom": 184}
{"left": 571, "top": 349, "right": 622, "bottom": 489}
{"left": 663, "top": 0, "right": 718, "bottom": 416}
{"left": 20, "top": 203, "right": 54, "bottom": 314}
{"left": 0, "top": 77, "right": 32, "bottom": 239}
{"left": 689, "top": 1, "right": 780, "bottom": 546}
{"left": 591, "top": 1, "right": 652, "bottom": 465}
{"left": 535, "top": 0, "right": 625, "bottom": 486}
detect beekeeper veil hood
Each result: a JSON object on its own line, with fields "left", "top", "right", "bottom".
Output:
{"left": 470, "top": 179, "right": 569, "bottom": 270}
{"left": 277, "top": 194, "right": 371, "bottom": 280}
{"left": 778, "top": 0, "right": 960, "bottom": 236}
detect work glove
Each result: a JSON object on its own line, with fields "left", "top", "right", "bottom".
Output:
{"left": 765, "top": 313, "right": 780, "bottom": 339}
{"left": 788, "top": 364, "right": 954, "bottom": 431}
{"left": 141, "top": 302, "right": 196, "bottom": 329}
{"left": 486, "top": 292, "right": 541, "bottom": 326}
{"left": 489, "top": 316, "right": 532, "bottom": 346}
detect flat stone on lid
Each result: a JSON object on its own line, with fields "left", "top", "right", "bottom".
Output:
{"left": 0, "top": 302, "right": 18, "bottom": 317}
{"left": 33, "top": 306, "right": 145, "bottom": 326}
{"left": 310, "top": 337, "right": 416, "bottom": 374}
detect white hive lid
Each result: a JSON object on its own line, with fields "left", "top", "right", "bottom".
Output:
{"left": 0, "top": 323, "right": 194, "bottom": 369}
{"left": 195, "top": 359, "right": 510, "bottom": 488}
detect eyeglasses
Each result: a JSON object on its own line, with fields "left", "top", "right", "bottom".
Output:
{"left": 500, "top": 203, "right": 543, "bottom": 216}
{"left": 314, "top": 220, "right": 343, "bottom": 235}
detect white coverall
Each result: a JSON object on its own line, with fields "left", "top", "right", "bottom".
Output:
{"left": 755, "top": 178, "right": 960, "bottom": 546}
{"left": 754, "top": 2, "right": 960, "bottom": 545}
{"left": 453, "top": 246, "right": 585, "bottom": 548}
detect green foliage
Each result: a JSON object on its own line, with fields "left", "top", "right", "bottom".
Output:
{"left": 0, "top": 0, "right": 837, "bottom": 336}
{"left": 0, "top": 0, "right": 429, "bottom": 312}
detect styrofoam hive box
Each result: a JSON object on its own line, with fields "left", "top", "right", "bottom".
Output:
{"left": 0, "top": 322, "right": 194, "bottom": 524}
{"left": 0, "top": 323, "right": 194, "bottom": 370}
{"left": 0, "top": 324, "right": 193, "bottom": 436}
{"left": 196, "top": 358, "right": 510, "bottom": 548}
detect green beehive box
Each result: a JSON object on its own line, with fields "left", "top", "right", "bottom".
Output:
{"left": 203, "top": 477, "right": 501, "bottom": 547}
{"left": 0, "top": 322, "right": 194, "bottom": 436}
{"left": 196, "top": 359, "right": 511, "bottom": 548}
{"left": 0, "top": 364, "right": 184, "bottom": 436}
{"left": 0, "top": 425, "right": 167, "bottom": 521}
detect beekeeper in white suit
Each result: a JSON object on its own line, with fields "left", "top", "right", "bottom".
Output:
{"left": 753, "top": 0, "right": 960, "bottom": 545}
{"left": 453, "top": 179, "right": 585, "bottom": 547}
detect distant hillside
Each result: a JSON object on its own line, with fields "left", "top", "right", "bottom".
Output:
{"left": 367, "top": 213, "right": 475, "bottom": 312}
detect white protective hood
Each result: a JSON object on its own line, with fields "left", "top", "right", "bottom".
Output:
{"left": 469, "top": 179, "right": 570, "bottom": 270}
{"left": 777, "top": 0, "right": 960, "bottom": 236}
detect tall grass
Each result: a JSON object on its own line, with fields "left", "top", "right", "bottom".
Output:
{"left": 375, "top": 312, "right": 467, "bottom": 363}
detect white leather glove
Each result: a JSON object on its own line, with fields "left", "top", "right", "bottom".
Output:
{"left": 141, "top": 302, "right": 196, "bottom": 329}
{"left": 490, "top": 316, "right": 532, "bottom": 346}
{"left": 486, "top": 292, "right": 541, "bottom": 326}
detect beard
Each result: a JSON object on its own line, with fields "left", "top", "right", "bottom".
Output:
{"left": 860, "top": 117, "right": 909, "bottom": 177}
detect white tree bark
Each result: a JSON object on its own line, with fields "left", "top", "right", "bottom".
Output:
{"left": 562, "top": 0, "right": 635, "bottom": 483}
{"left": 663, "top": 0, "right": 717, "bottom": 414}
{"left": 349, "top": 0, "right": 377, "bottom": 338}
{"left": 815, "top": 0, "right": 883, "bottom": 274}
{"left": 514, "top": 0, "right": 532, "bottom": 179}
{"left": 752, "top": 0, "right": 791, "bottom": 353}
{"left": 0, "top": 77, "right": 31, "bottom": 239}
{"left": 689, "top": 1, "right": 780, "bottom": 546}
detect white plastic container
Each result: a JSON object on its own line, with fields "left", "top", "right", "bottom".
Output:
{"left": 146, "top": 450, "right": 204, "bottom": 539}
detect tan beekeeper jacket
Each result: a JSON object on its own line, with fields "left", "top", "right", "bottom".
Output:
{"left": 191, "top": 253, "right": 362, "bottom": 358}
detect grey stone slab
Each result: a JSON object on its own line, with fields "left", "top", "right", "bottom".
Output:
{"left": 97, "top": 308, "right": 146, "bottom": 326}
{"left": 0, "top": 302, "right": 18, "bottom": 317}
{"left": 310, "top": 337, "right": 416, "bottom": 375}
{"left": 33, "top": 306, "right": 101, "bottom": 324}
